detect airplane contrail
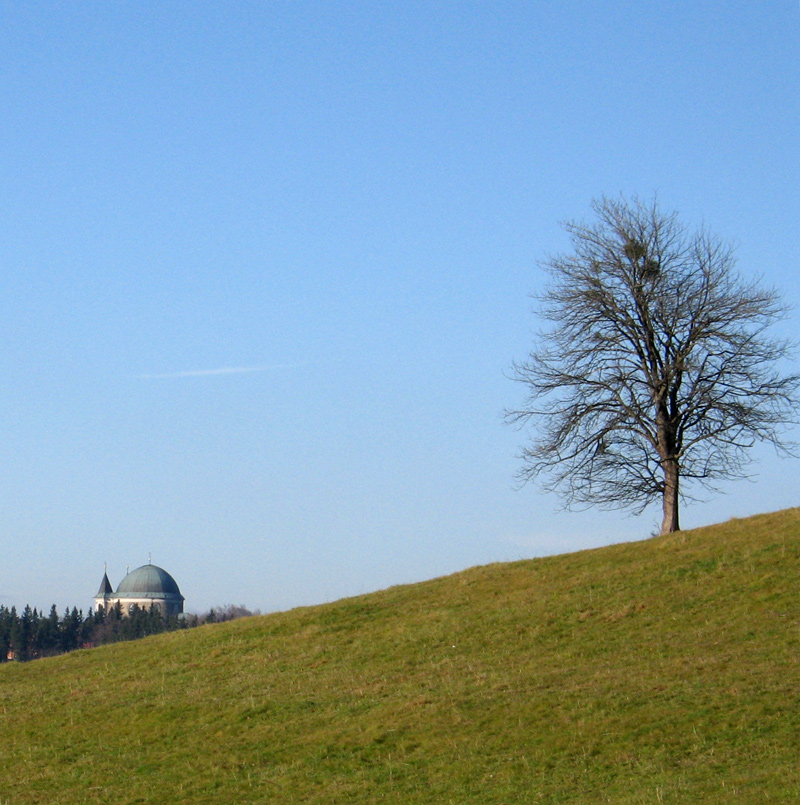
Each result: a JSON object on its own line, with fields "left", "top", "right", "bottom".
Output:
{"left": 134, "top": 364, "right": 305, "bottom": 379}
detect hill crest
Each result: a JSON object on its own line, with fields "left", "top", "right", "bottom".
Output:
{"left": 3, "top": 508, "right": 800, "bottom": 803}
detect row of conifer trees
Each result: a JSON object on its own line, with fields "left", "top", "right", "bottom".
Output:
{"left": 0, "top": 602, "right": 187, "bottom": 662}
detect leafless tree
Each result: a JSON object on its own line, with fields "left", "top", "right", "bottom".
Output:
{"left": 507, "top": 196, "right": 799, "bottom": 534}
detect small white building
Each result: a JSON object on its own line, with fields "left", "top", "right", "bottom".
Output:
{"left": 95, "top": 563, "right": 185, "bottom": 618}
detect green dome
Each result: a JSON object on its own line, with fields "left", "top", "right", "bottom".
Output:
{"left": 116, "top": 564, "right": 184, "bottom": 601}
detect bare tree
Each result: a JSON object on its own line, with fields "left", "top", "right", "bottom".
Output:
{"left": 507, "top": 196, "right": 799, "bottom": 534}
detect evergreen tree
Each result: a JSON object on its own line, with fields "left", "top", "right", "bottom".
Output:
{"left": 0, "top": 606, "right": 11, "bottom": 662}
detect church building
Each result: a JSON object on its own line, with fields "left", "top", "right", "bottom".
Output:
{"left": 95, "top": 563, "right": 185, "bottom": 618}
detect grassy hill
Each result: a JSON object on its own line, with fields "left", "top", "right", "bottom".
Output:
{"left": 2, "top": 509, "right": 800, "bottom": 804}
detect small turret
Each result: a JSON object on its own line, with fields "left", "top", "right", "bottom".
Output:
{"left": 95, "top": 571, "right": 113, "bottom": 598}
{"left": 95, "top": 568, "right": 113, "bottom": 612}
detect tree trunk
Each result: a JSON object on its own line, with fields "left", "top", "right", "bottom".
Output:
{"left": 660, "top": 457, "right": 680, "bottom": 534}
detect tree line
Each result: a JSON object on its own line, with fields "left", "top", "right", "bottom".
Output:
{"left": 0, "top": 602, "right": 260, "bottom": 662}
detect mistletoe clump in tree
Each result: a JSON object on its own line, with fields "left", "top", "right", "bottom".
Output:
{"left": 508, "top": 196, "right": 799, "bottom": 534}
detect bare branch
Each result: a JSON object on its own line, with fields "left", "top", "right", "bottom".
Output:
{"left": 506, "top": 195, "right": 800, "bottom": 534}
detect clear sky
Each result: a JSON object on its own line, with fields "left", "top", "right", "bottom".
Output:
{"left": 2, "top": 1, "right": 798, "bottom": 615}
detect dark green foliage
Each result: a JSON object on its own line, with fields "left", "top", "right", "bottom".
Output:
{"left": 0, "top": 602, "right": 191, "bottom": 662}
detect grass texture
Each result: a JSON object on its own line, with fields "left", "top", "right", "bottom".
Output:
{"left": 2, "top": 508, "right": 800, "bottom": 803}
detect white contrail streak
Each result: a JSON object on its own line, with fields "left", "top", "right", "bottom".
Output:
{"left": 135, "top": 364, "right": 304, "bottom": 379}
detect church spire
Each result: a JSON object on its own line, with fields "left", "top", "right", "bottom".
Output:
{"left": 96, "top": 569, "right": 113, "bottom": 597}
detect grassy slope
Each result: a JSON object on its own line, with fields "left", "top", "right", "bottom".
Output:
{"left": 2, "top": 509, "right": 800, "bottom": 804}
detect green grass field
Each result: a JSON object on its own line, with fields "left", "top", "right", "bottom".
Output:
{"left": 2, "top": 508, "right": 800, "bottom": 803}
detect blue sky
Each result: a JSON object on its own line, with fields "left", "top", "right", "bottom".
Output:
{"left": 2, "top": 1, "right": 798, "bottom": 614}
